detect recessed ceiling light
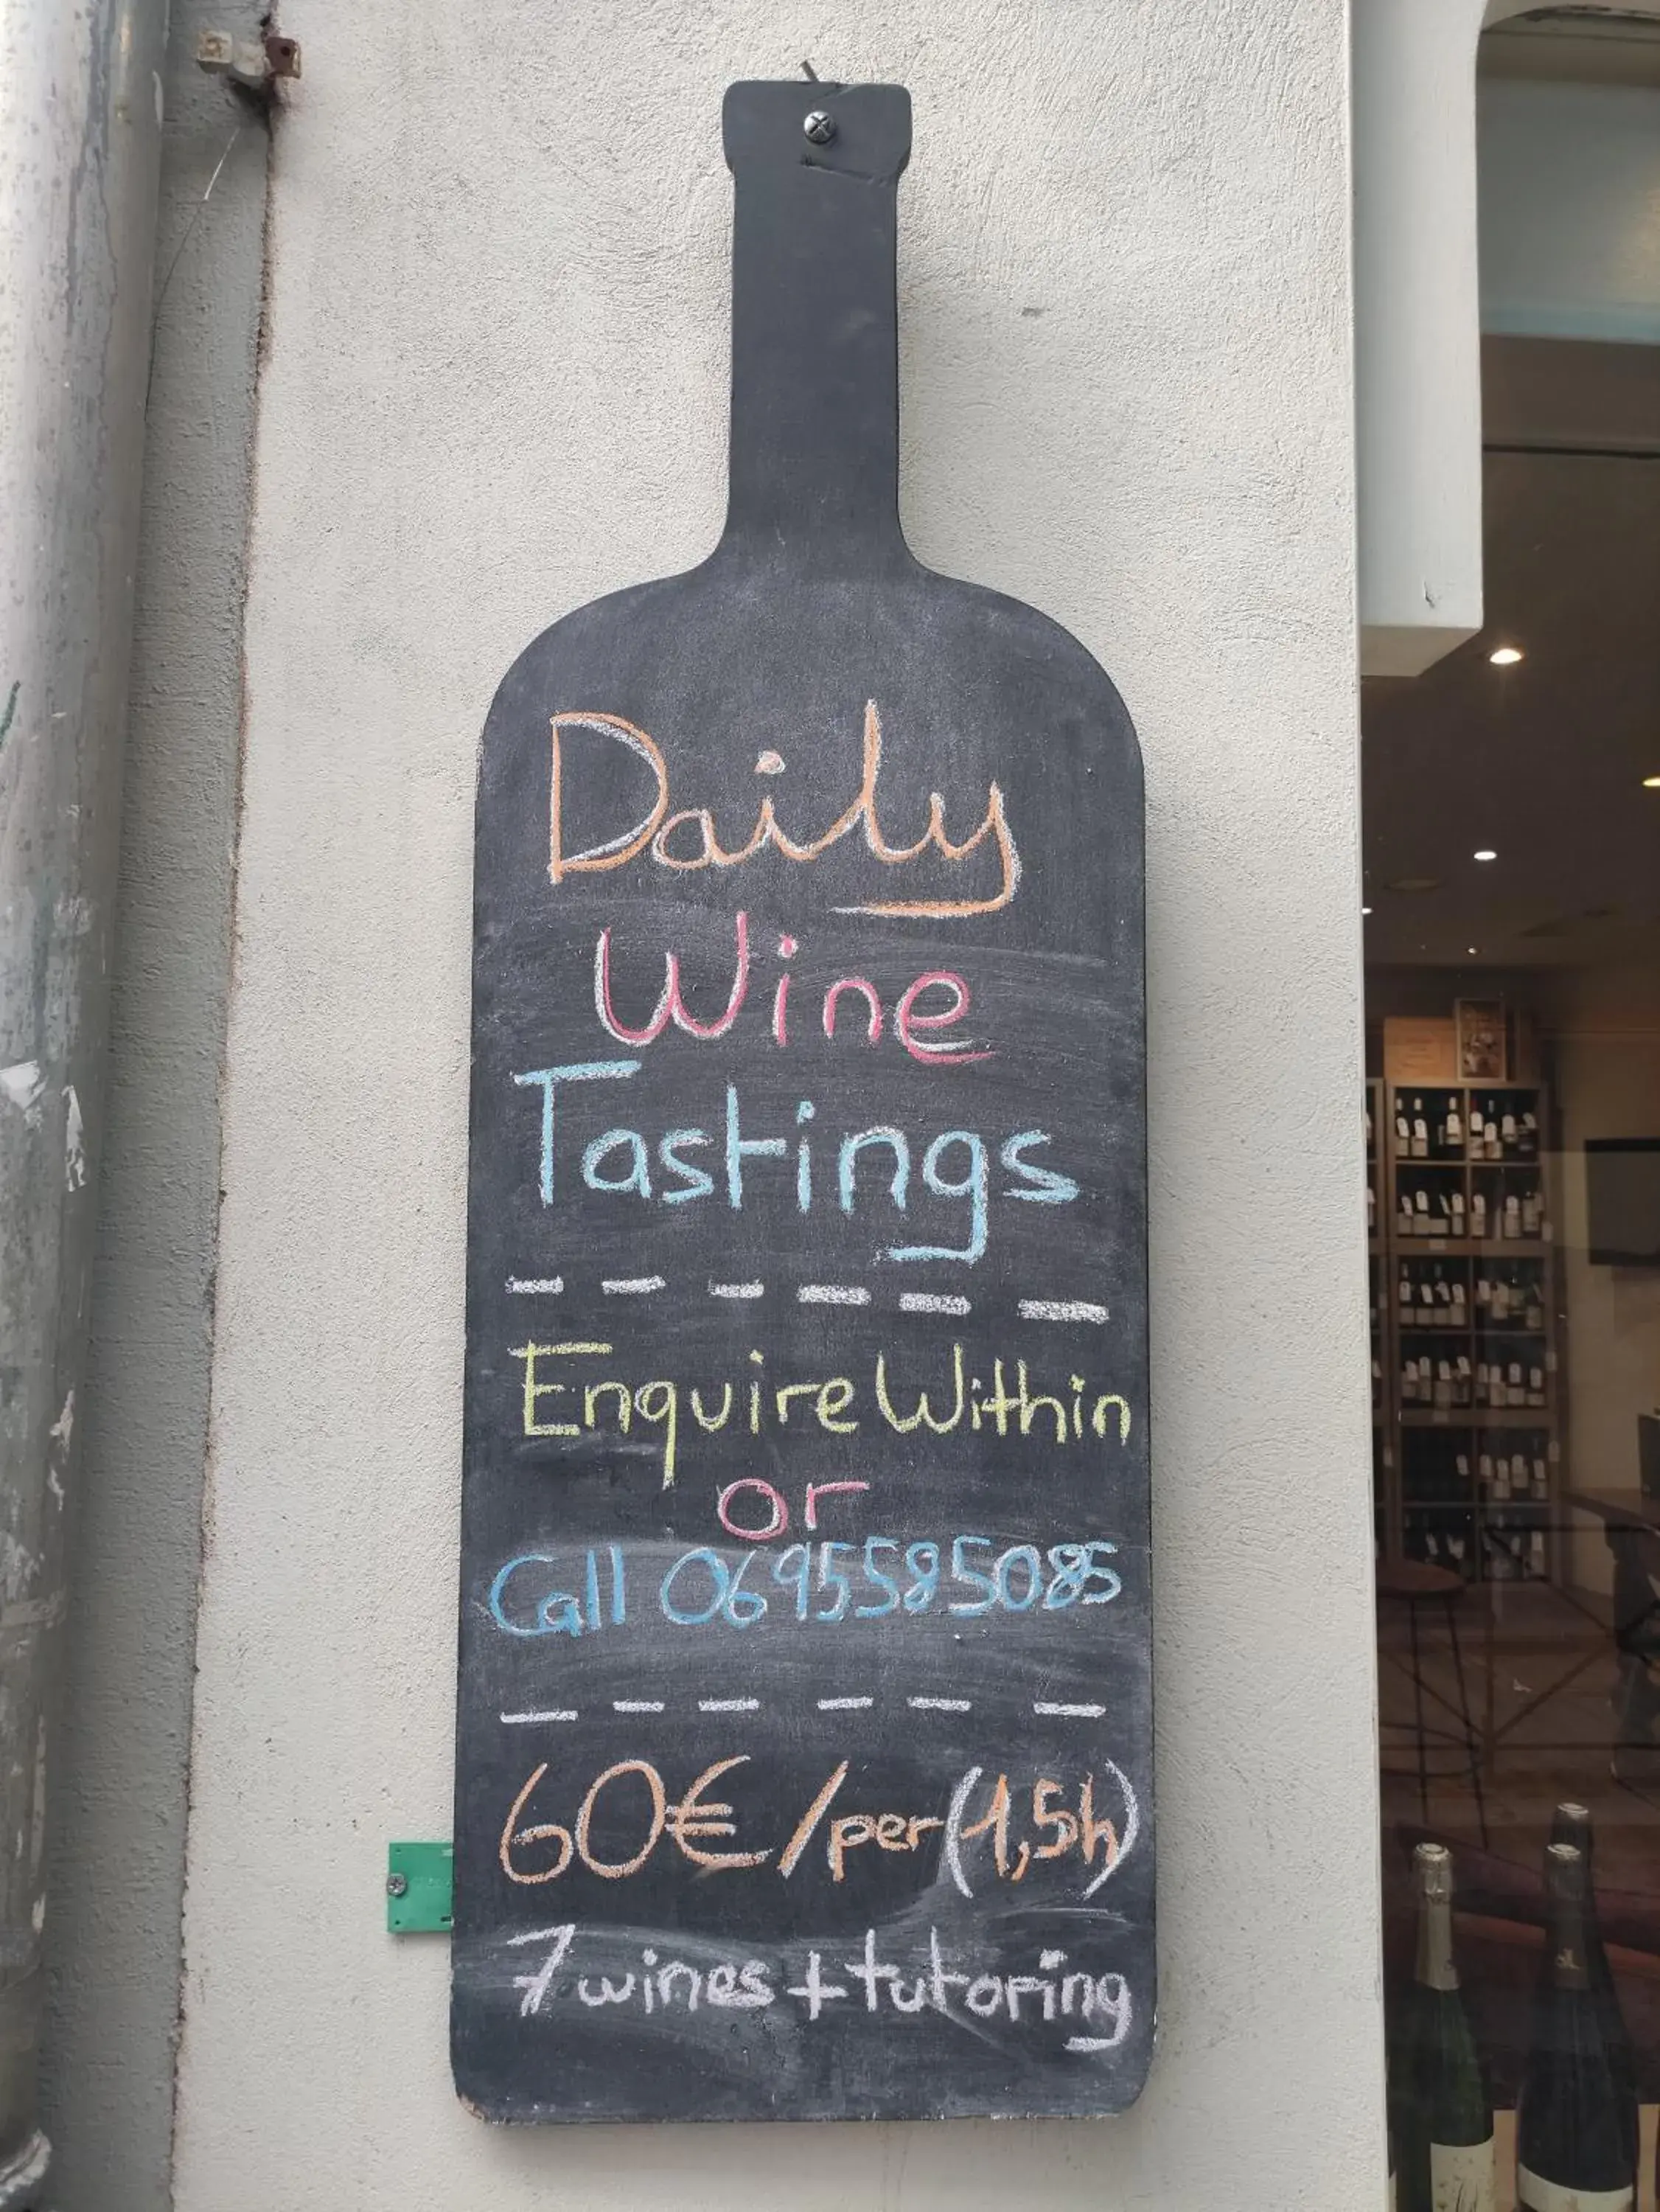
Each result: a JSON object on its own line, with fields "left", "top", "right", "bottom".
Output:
{"left": 1474, "top": 849, "right": 1497, "bottom": 863}
{"left": 1645, "top": 774, "right": 1660, "bottom": 790}
{"left": 1489, "top": 645, "right": 1523, "bottom": 667}
{"left": 1361, "top": 905, "right": 1373, "bottom": 916}
{"left": 1468, "top": 946, "right": 1479, "bottom": 956}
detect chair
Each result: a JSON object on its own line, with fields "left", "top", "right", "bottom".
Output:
{"left": 1377, "top": 1557, "right": 1489, "bottom": 1846}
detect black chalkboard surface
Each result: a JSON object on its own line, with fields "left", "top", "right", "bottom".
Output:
{"left": 452, "top": 79, "right": 1151, "bottom": 2124}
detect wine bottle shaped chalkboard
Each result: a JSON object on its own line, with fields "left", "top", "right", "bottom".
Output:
{"left": 452, "top": 79, "right": 1151, "bottom": 2125}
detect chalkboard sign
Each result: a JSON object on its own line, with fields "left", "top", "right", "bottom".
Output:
{"left": 452, "top": 78, "right": 1151, "bottom": 2124}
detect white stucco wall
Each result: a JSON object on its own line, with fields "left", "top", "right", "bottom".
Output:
{"left": 173, "top": 2, "right": 1381, "bottom": 2205}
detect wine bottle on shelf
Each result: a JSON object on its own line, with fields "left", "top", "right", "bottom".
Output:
{"left": 1390, "top": 1843, "right": 1493, "bottom": 2212}
{"left": 1549, "top": 1801, "right": 1638, "bottom": 2165}
{"left": 1501, "top": 1105, "right": 1518, "bottom": 1152}
{"left": 1397, "top": 1096, "right": 1412, "bottom": 1150}
{"left": 1471, "top": 1190, "right": 1488, "bottom": 1240}
{"left": 1468, "top": 1102, "right": 1485, "bottom": 1158}
{"left": 1412, "top": 1098, "right": 1429, "bottom": 1159}
{"left": 1445, "top": 1095, "right": 1463, "bottom": 1150}
{"left": 1516, "top": 1842, "right": 1638, "bottom": 2209}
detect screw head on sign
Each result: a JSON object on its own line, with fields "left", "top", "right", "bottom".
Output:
{"left": 386, "top": 1871, "right": 409, "bottom": 1898}
{"left": 803, "top": 109, "right": 836, "bottom": 145}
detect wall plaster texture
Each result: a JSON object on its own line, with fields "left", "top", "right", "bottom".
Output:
{"left": 174, "top": 2, "right": 1381, "bottom": 2205}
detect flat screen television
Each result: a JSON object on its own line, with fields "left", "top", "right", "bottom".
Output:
{"left": 1586, "top": 1138, "right": 1660, "bottom": 1266}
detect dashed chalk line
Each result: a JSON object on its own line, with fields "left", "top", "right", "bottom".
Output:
{"left": 498, "top": 1693, "right": 1090, "bottom": 1725}
{"left": 504, "top": 1274, "right": 1105, "bottom": 1321}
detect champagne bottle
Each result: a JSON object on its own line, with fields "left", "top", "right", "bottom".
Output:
{"left": 1516, "top": 1842, "right": 1637, "bottom": 2208}
{"left": 1549, "top": 1804, "right": 1637, "bottom": 2166}
{"left": 1391, "top": 1843, "right": 1493, "bottom": 2212}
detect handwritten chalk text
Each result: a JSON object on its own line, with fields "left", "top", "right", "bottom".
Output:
{"left": 506, "top": 1339, "right": 1133, "bottom": 1486}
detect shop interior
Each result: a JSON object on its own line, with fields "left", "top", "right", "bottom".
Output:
{"left": 1372, "top": 23, "right": 1660, "bottom": 2199}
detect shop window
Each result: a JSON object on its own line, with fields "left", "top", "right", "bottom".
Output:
{"left": 1375, "top": 22, "right": 1660, "bottom": 2208}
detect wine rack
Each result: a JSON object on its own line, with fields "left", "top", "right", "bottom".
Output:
{"left": 1370, "top": 1079, "right": 1566, "bottom": 1584}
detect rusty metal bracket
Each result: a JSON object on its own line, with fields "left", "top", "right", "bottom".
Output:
{"left": 195, "top": 27, "right": 301, "bottom": 87}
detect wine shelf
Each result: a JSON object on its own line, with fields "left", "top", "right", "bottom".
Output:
{"left": 1369, "top": 1075, "right": 1566, "bottom": 1585}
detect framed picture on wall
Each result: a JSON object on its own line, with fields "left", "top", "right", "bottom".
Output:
{"left": 1456, "top": 998, "right": 1507, "bottom": 1082}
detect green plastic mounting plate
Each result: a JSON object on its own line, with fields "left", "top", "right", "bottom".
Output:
{"left": 386, "top": 1840, "right": 453, "bottom": 1934}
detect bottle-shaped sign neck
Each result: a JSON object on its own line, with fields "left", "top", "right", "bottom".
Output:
{"left": 1544, "top": 1841, "right": 1592, "bottom": 1989}
{"left": 1412, "top": 1842, "right": 1460, "bottom": 1993}
{"left": 719, "top": 80, "right": 912, "bottom": 567}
